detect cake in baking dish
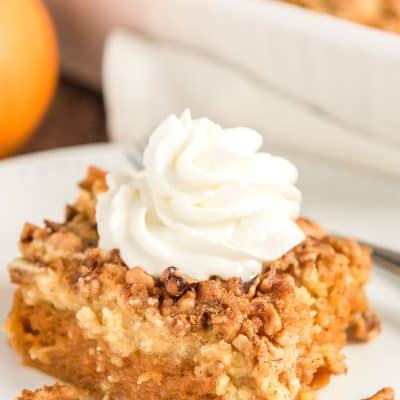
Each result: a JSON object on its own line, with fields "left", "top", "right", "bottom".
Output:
{"left": 283, "top": 0, "right": 400, "bottom": 33}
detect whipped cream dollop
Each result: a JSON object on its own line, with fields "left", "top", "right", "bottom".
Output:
{"left": 97, "top": 111, "right": 305, "bottom": 281}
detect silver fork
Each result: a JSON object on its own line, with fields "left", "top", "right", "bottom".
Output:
{"left": 124, "top": 147, "right": 400, "bottom": 275}
{"left": 125, "top": 142, "right": 145, "bottom": 170}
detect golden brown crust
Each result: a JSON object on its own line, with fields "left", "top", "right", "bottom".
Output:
{"left": 363, "top": 387, "right": 395, "bottom": 400}
{"left": 16, "top": 384, "right": 89, "bottom": 400}
{"left": 20, "top": 382, "right": 392, "bottom": 400}
{"left": 349, "top": 309, "right": 382, "bottom": 342}
{"left": 283, "top": 0, "right": 400, "bottom": 33}
{"left": 6, "top": 167, "right": 381, "bottom": 400}
{"left": 9, "top": 293, "right": 226, "bottom": 400}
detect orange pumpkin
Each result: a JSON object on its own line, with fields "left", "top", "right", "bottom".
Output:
{"left": 0, "top": 0, "right": 58, "bottom": 157}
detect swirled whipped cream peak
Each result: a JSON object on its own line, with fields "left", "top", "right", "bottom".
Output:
{"left": 97, "top": 110, "right": 305, "bottom": 281}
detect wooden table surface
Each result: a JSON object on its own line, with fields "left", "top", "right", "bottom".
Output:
{"left": 19, "top": 78, "right": 108, "bottom": 155}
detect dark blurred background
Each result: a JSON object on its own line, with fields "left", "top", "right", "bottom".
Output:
{"left": 19, "top": 79, "right": 107, "bottom": 155}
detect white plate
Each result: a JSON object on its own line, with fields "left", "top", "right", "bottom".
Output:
{"left": 0, "top": 144, "right": 399, "bottom": 398}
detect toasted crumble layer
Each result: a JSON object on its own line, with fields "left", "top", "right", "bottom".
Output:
{"left": 6, "top": 167, "right": 381, "bottom": 400}
{"left": 282, "top": 0, "right": 400, "bottom": 33}
{"left": 16, "top": 384, "right": 89, "bottom": 400}
{"left": 364, "top": 388, "right": 396, "bottom": 400}
{"left": 14, "top": 383, "right": 395, "bottom": 400}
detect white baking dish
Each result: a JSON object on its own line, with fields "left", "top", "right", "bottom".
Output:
{"left": 45, "top": 0, "right": 400, "bottom": 148}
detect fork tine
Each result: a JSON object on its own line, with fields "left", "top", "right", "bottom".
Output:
{"left": 124, "top": 146, "right": 144, "bottom": 170}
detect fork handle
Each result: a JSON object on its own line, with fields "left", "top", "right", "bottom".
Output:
{"left": 360, "top": 241, "right": 400, "bottom": 267}
{"left": 363, "top": 242, "right": 400, "bottom": 275}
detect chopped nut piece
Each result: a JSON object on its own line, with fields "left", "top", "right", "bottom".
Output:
{"left": 349, "top": 310, "right": 382, "bottom": 342}
{"left": 161, "top": 267, "right": 194, "bottom": 297}
{"left": 197, "top": 280, "right": 221, "bottom": 305}
{"left": 65, "top": 204, "right": 79, "bottom": 222}
{"left": 262, "top": 303, "right": 283, "bottom": 336}
{"left": 310, "top": 367, "right": 331, "bottom": 390}
{"left": 8, "top": 258, "right": 41, "bottom": 285}
{"left": 126, "top": 267, "right": 155, "bottom": 291}
{"left": 47, "top": 232, "right": 83, "bottom": 255}
{"left": 44, "top": 219, "right": 63, "bottom": 233}
{"left": 297, "top": 217, "right": 326, "bottom": 239}
{"left": 232, "top": 334, "right": 253, "bottom": 355}
{"left": 250, "top": 299, "right": 282, "bottom": 336}
{"left": 20, "top": 223, "right": 40, "bottom": 243}
{"left": 176, "top": 290, "right": 196, "bottom": 313}
{"left": 259, "top": 269, "right": 277, "bottom": 293}
{"left": 244, "top": 275, "right": 261, "bottom": 299}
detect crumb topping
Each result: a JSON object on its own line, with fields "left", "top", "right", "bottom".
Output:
{"left": 16, "top": 384, "right": 89, "bottom": 400}
{"left": 7, "top": 167, "right": 381, "bottom": 400}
